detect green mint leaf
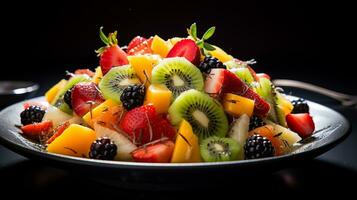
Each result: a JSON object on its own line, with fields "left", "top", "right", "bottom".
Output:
{"left": 99, "top": 27, "right": 109, "bottom": 45}
{"left": 202, "top": 26, "right": 215, "bottom": 40}
{"left": 203, "top": 42, "right": 216, "bottom": 51}
{"left": 190, "top": 23, "right": 197, "bottom": 40}
{"left": 196, "top": 40, "right": 204, "bottom": 48}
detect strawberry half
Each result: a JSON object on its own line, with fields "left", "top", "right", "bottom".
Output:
{"left": 127, "top": 37, "right": 153, "bottom": 55}
{"left": 74, "top": 69, "right": 95, "bottom": 77}
{"left": 127, "top": 36, "right": 147, "bottom": 52}
{"left": 131, "top": 139, "right": 175, "bottom": 163}
{"left": 205, "top": 68, "right": 270, "bottom": 117}
{"left": 286, "top": 113, "right": 315, "bottom": 139}
{"left": 71, "top": 82, "right": 104, "bottom": 117}
{"left": 96, "top": 27, "right": 129, "bottom": 75}
{"left": 166, "top": 39, "right": 200, "bottom": 66}
{"left": 21, "top": 121, "right": 53, "bottom": 140}
{"left": 119, "top": 105, "right": 176, "bottom": 146}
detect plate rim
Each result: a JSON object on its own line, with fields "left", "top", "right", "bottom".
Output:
{"left": 0, "top": 96, "right": 351, "bottom": 170}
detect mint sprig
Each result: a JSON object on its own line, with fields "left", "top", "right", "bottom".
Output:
{"left": 187, "top": 23, "right": 216, "bottom": 53}
{"left": 95, "top": 26, "right": 119, "bottom": 55}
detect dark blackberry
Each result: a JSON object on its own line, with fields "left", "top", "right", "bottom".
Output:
{"left": 291, "top": 98, "right": 309, "bottom": 113}
{"left": 89, "top": 137, "right": 117, "bottom": 160}
{"left": 244, "top": 134, "right": 275, "bottom": 159}
{"left": 20, "top": 106, "right": 46, "bottom": 125}
{"left": 63, "top": 88, "right": 73, "bottom": 109}
{"left": 120, "top": 84, "right": 145, "bottom": 110}
{"left": 198, "top": 56, "right": 226, "bottom": 73}
{"left": 249, "top": 116, "right": 266, "bottom": 131}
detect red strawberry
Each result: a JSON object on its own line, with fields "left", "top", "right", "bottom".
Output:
{"left": 119, "top": 105, "right": 176, "bottom": 146}
{"left": 71, "top": 82, "right": 104, "bottom": 117}
{"left": 205, "top": 68, "right": 270, "bottom": 117}
{"left": 166, "top": 39, "right": 200, "bottom": 66}
{"left": 127, "top": 37, "right": 153, "bottom": 55}
{"left": 74, "top": 69, "right": 95, "bottom": 77}
{"left": 256, "top": 73, "right": 271, "bottom": 80}
{"left": 286, "top": 113, "right": 315, "bottom": 139}
{"left": 131, "top": 139, "right": 175, "bottom": 163}
{"left": 96, "top": 27, "right": 129, "bottom": 75}
{"left": 21, "top": 121, "right": 53, "bottom": 140}
{"left": 127, "top": 36, "right": 147, "bottom": 52}
{"left": 46, "top": 121, "right": 70, "bottom": 144}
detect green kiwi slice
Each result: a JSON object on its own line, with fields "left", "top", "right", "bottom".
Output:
{"left": 52, "top": 74, "right": 91, "bottom": 114}
{"left": 200, "top": 136, "right": 242, "bottom": 162}
{"left": 151, "top": 57, "right": 204, "bottom": 99}
{"left": 99, "top": 65, "right": 141, "bottom": 103}
{"left": 168, "top": 89, "right": 228, "bottom": 140}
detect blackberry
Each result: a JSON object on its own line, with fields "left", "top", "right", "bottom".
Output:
{"left": 20, "top": 106, "right": 46, "bottom": 125}
{"left": 291, "top": 98, "right": 309, "bottom": 113}
{"left": 89, "top": 137, "right": 117, "bottom": 160}
{"left": 120, "top": 84, "right": 145, "bottom": 110}
{"left": 244, "top": 134, "right": 275, "bottom": 159}
{"left": 198, "top": 56, "right": 226, "bottom": 73}
{"left": 63, "top": 88, "right": 73, "bottom": 109}
{"left": 249, "top": 116, "right": 266, "bottom": 131}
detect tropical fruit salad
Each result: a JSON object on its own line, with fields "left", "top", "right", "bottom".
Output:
{"left": 17, "top": 23, "right": 315, "bottom": 163}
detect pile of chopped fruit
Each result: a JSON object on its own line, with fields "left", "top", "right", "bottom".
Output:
{"left": 18, "top": 23, "right": 315, "bottom": 163}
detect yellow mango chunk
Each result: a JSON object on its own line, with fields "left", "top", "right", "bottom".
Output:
{"left": 151, "top": 35, "right": 171, "bottom": 57}
{"left": 208, "top": 45, "right": 234, "bottom": 63}
{"left": 82, "top": 99, "right": 119, "bottom": 128}
{"left": 128, "top": 55, "right": 161, "bottom": 87}
{"left": 277, "top": 94, "right": 294, "bottom": 116}
{"left": 171, "top": 120, "right": 201, "bottom": 163}
{"left": 144, "top": 84, "right": 172, "bottom": 114}
{"left": 222, "top": 93, "right": 255, "bottom": 117}
{"left": 169, "top": 37, "right": 182, "bottom": 46}
{"left": 47, "top": 124, "right": 96, "bottom": 157}
{"left": 45, "top": 79, "right": 67, "bottom": 103}
{"left": 92, "top": 66, "right": 103, "bottom": 84}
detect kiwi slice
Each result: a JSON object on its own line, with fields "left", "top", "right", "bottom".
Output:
{"left": 254, "top": 78, "right": 286, "bottom": 126}
{"left": 99, "top": 65, "right": 141, "bottom": 103}
{"left": 168, "top": 89, "right": 228, "bottom": 140}
{"left": 200, "top": 136, "right": 242, "bottom": 162}
{"left": 151, "top": 57, "right": 204, "bottom": 98}
{"left": 230, "top": 68, "right": 254, "bottom": 85}
{"left": 52, "top": 75, "right": 91, "bottom": 114}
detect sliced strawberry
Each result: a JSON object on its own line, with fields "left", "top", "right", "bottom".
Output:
{"left": 119, "top": 105, "right": 176, "bottom": 146}
{"left": 71, "top": 82, "right": 104, "bottom": 117}
{"left": 256, "top": 73, "right": 271, "bottom": 80}
{"left": 286, "top": 113, "right": 315, "bottom": 139}
{"left": 205, "top": 68, "right": 270, "bottom": 117}
{"left": 74, "top": 69, "right": 95, "bottom": 77}
{"left": 127, "top": 37, "right": 153, "bottom": 55}
{"left": 96, "top": 27, "right": 129, "bottom": 75}
{"left": 166, "top": 39, "right": 200, "bottom": 66}
{"left": 131, "top": 139, "right": 174, "bottom": 163}
{"left": 127, "top": 36, "right": 147, "bottom": 52}
{"left": 46, "top": 121, "right": 70, "bottom": 144}
{"left": 21, "top": 121, "right": 53, "bottom": 140}
{"left": 100, "top": 45, "right": 129, "bottom": 75}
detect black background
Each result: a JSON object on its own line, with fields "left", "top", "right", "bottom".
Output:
{"left": 1, "top": 0, "right": 357, "bottom": 198}
{"left": 1, "top": 0, "right": 356, "bottom": 94}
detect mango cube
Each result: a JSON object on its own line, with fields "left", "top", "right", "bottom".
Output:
{"left": 222, "top": 93, "right": 255, "bottom": 117}
{"left": 47, "top": 124, "right": 96, "bottom": 157}
{"left": 144, "top": 84, "right": 172, "bottom": 114}
{"left": 128, "top": 55, "right": 161, "bottom": 87}
{"left": 45, "top": 79, "right": 67, "bottom": 103}
{"left": 171, "top": 120, "right": 201, "bottom": 163}
{"left": 92, "top": 66, "right": 103, "bottom": 85}
{"left": 82, "top": 99, "right": 120, "bottom": 128}
{"left": 208, "top": 45, "right": 233, "bottom": 63}
{"left": 151, "top": 35, "right": 171, "bottom": 57}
